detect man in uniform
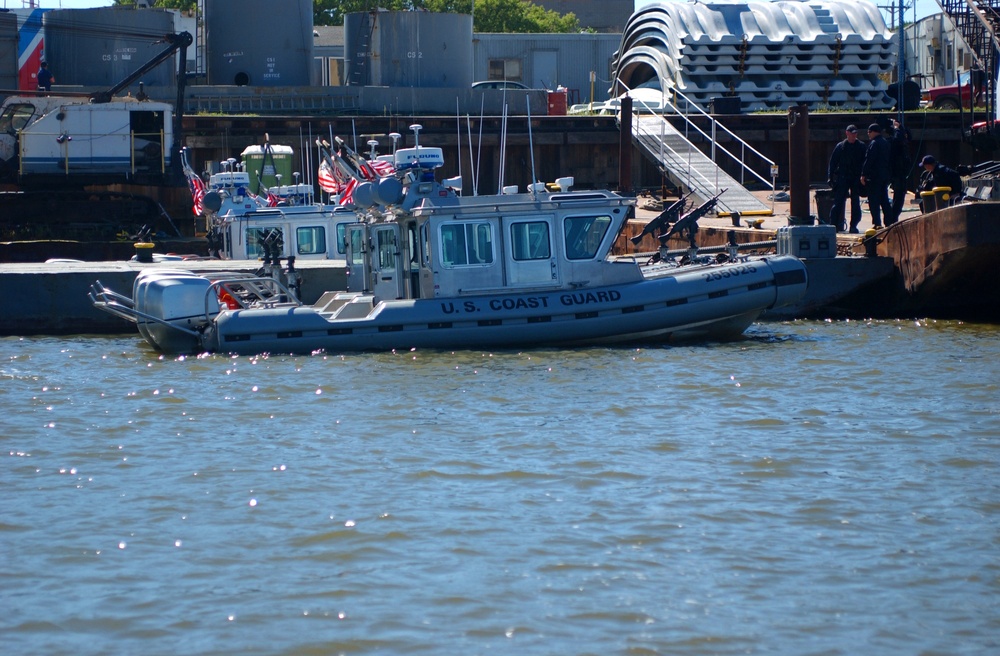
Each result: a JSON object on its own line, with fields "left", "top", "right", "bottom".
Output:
{"left": 827, "top": 124, "right": 866, "bottom": 232}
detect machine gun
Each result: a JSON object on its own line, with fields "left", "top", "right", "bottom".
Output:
{"left": 630, "top": 192, "right": 692, "bottom": 245}
{"left": 658, "top": 189, "right": 727, "bottom": 249}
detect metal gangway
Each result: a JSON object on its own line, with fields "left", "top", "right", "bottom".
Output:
{"left": 617, "top": 81, "right": 776, "bottom": 216}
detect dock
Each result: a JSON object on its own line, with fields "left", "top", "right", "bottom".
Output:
{"left": 1, "top": 259, "right": 346, "bottom": 336}
{"left": 618, "top": 190, "right": 1000, "bottom": 322}
{"left": 1, "top": 196, "right": 997, "bottom": 337}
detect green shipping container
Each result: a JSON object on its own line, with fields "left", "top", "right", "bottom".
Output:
{"left": 241, "top": 144, "right": 294, "bottom": 193}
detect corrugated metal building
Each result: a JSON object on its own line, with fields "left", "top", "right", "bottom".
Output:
{"left": 0, "top": 11, "right": 17, "bottom": 91}
{"left": 474, "top": 33, "right": 621, "bottom": 102}
{"left": 311, "top": 24, "right": 620, "bottom": 103}
{"left": 903, "top": 12, "right": 969, "bottom": 89}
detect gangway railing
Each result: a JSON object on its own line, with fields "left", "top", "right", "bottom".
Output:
{"left": 617, "top": 84, "right": 775, "bottom": 215}
{"left": 617, "top": 79, "right": 776, "bottom": 198}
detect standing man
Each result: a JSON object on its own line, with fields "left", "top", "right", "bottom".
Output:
{"left": 861, "top": 123, "right": 893, "bottom": 229}
{"left": 888, "top": 118, "right": 912, "bottom": 224}
{"left": 36, "top": 61, "right": 54, "bottom": 93}
{"left": 827, "top": 124, "right": 866, "bottom": 232}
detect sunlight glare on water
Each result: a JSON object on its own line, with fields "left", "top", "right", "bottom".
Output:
{"left": 1, "top": 319, "right": 998, "bottom": 655}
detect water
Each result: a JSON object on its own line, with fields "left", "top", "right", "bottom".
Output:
{"left": 2, "top": 320, "right": 998, "bottom": 655}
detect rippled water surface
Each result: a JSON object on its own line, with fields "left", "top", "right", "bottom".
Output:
{"left": 2, "top": 320, "right": 999, "bottom": 655}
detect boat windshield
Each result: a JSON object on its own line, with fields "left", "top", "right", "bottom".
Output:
{"left": 0, "top": 103, "right": 36, "bottom": 133}
{"left": 564, "top": 215, "right": 612, "bottom": 259}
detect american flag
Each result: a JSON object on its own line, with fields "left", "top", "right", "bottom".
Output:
{"left": 371, "top": 158, "right": 395, "bottom": 177}
{"left": 266, "top": 191, "right": 279, "bottom": 207}
{"left": 186, "top": 169, "right": 206, "bottom": 216}
{"left": 339, "top": 177, "right": 359, "bottom": 206}
{"left": 318, "top": 160, "right": 340, "bottom": 193}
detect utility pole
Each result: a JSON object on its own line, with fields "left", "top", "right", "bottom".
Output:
{"left": 880, "top": 1, "right": 911, "bottom": 128}
{"left": 898, "top": 0, "right": 906, "bottom": 128}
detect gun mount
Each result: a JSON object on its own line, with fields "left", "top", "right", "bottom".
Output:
{"left": 659, "top": 189, "right": 727, "bottom": 250}
{"left": 630, "top": 192, "right": 692, "bottom": 245}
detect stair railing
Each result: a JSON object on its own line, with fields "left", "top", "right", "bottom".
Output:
{"left": 617, "top": 79, "right": 776, "bottom": 198}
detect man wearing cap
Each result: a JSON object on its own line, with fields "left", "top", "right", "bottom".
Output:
{"left": 860, "top": 123, "right": 893, "bottom": 228}
{"left": 36, "top": 61, "right": 54, "bottom": 93}
{"left": 917, "top": 155, "right": 964, "bottom": 211}
{"left": 827, "top": 124, "right": 866, "bottom": 232}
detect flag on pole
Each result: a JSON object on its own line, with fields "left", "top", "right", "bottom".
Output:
{"left": 371, "top": 158, "right": 395, "bottom": 177}
{"left": 318, "top": 160, "right": 339, "bottom": 193}
{"left": 180, "top": 148, "right": 207, "bottom": 216}
{"left": 186, "top": 169, "right": 206, "bottom": 216}
{"left": 339, "top": 177, "right": 359, "bottom": 206}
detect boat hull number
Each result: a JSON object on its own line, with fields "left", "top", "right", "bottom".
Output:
{"left": 702, "top": 264, "right": 757, "bottom": 282}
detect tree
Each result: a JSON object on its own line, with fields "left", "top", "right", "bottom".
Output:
{"left": 112, "top": 0, "right": 579, "bottom": 33}
{"left": 315, "top": 0, "right": 576, "bottom": 32}
{"left": 112, "top": 0, "right": 198, "bottom": 10}
{"left": 470, "top": 0, "right": 577, "bottom": 33}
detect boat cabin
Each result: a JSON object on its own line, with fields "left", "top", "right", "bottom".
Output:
{"left": 199, "top": 146, "right": 356, "bottom": 262}
{"left": 219, "top": 206, "right": 356, "bottom": 261}
{"left": 344, "top": 146, "right": 638, "bottom": 302}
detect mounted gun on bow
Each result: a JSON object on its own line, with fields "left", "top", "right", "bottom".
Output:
{"left": 630, "top": 192, "right": 692, "bottom": 245}
{"left": 659, "top": 189, "right": 727, "bottom": 250}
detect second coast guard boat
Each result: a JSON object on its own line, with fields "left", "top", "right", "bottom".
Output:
{"left": 92, "top": 127, "right": 808, "bottom": 355}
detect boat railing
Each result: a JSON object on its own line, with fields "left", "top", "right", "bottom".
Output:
{"left": 89, "top": 280, "right": 202, "bottom": 337}
{"left": 616, "top": 80, "right": 775, "bottom": 194}
{"left": 207, "top": 276, "right": 302, "bottom": 317}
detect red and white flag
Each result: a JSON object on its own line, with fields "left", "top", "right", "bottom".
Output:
{"left": 338, "top": 177, "right": 359, "bottom": 206}
{"left": 371, "top": 158, "right": 395, "bottom": 177}
{"left": 186, "top": 170, "right": 206, "bottom": 216}
{"left": 318, "top": 160, "right": 340, "bottom": 193}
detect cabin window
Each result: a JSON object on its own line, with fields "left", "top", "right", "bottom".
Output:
{"left": 335, "top": 224, "right": 348, "bottom": 256}
{"left": 419, "top": 222, "right": 431, "bottom": 267}
{"left": 564, "top": 215, "right": 612, "bottom": 260}
{"left": 510, "top": 221, "right": 551, "bottom": 261}
{"left": 296, "top": 226, "right": 327, "bottom": 255}
{"left": 440, "top": 222, "right": 494, "bottom": 267}
{"left": 406, "top": 223, "right": 419, "bottom": 268}
{"left": 349, "top": 229, "right": 365, "bottom": 266}
{"left": 0, "top": 103, "right": 36, "bottom": 133}
{"left": 245, "top": 226, "right": 283, "bottom": 259}
{"left": 376, "top": 229, "right": 396, "bottom": 270}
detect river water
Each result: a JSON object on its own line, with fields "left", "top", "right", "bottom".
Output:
{"left": 2, "top": 319, "right": 998, "bottom": 655}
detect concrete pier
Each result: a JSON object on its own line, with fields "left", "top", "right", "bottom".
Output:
{"left": 1, "top": 259, "right": 346, "bottom": 336}
{"left": 2, "top": 199, "right": 997, "bottom": 337}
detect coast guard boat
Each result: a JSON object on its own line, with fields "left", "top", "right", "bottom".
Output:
{"left": 92, "top": 127, "right": 808, "bottom": 355}
{"left": 187, "top": 144, "right": 356, "bottom": 262}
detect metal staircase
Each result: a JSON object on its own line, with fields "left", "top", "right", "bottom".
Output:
{"left": 632, "top": 115, "right": 772, "bottom": 216}
{"left": 617, "top": 81, "right": 775, "bottom": 216}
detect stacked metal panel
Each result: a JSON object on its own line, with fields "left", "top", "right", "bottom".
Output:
{"left": 612, "top": 0, "right": 897, "bottom": 112}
